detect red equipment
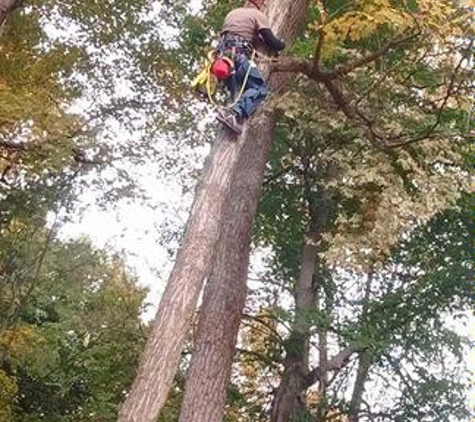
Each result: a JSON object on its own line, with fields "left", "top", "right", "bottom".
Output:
{"left": 210, "top": 57, "right": 234, "bottom": 80}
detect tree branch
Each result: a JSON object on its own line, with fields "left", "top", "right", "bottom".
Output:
{"left": 0, "top": 140, "right": 26, "bottom": 151}
{"left": 387, "top": 55, "right": 466, "bottom": 148}
{"left": 0, "top": 140, "right": 102, "bottom": 165}
{"left": 305, "top": 343, "right": 365, "bottom": 388}
{"left": 268, "top": 57, "right": 315, "bottom": 78}
{"left": 328, "top": 32, "right": 420, "bottom": 79}
{"left": 268, "top": 31, "right": 419, "bottom": 82}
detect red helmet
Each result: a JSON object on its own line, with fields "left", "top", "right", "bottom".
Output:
{"left": 210, "top": 57, "right": 233, "bottom": 80}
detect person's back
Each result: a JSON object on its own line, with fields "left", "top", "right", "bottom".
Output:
{"left": 222, "top": 7, "right": 270, "bottom": 44}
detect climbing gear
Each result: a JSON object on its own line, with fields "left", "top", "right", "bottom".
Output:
{"left": 192, "top": 32, "right": 255, "bottom": 97}
{"left": 191, "top": 45, "right": 257, "bottom": 108}
{"left": 218, "top": 32, "right": 254, "bottom": 56}
{"left": 191, "top": 51, "right": 219, "bottom": 100}
{"left": 210, "top": 56, "right": 234, "bottom": 80}
{"left": 216, "top": 108, "right": 243, "bottom": 134}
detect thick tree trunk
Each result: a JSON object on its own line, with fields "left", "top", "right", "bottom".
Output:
{"left": 117, "top": 3, "right": 310, "bottom": 421}
{"left": 178, "top": 109, "right": 276, "bottom": 422}
{"left": 177, "top": 2, "right": 311, "bottom": 422}
{"left": 0, "top": 0, "right": 20, "bottom": 27}
{"left": 117, "top": 131, "right": 263, "bottom": 422}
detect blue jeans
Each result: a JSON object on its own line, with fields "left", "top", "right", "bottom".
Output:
{"left": 225, "top": 54, "right": 268, "bottom": 119}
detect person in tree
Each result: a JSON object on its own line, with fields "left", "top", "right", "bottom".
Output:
{"left": 216, "top": 0, "right": 286, "bottom": 134}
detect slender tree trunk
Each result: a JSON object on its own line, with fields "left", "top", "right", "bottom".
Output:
{"left": 0, "top": 0, "right": 19, "bottom": 27}
{"left": 348, "top": 271, "right": 374, "bottom": 422}
{"left": 177, "top": 2, "right": 312, "bottom": 421}
{"left": 348, "top": 353, "right": 372, "bottom": 422}
{"left": 315, "top": 326, "right": 328, "bottom": 422}
{"left": 270, "top": 214, "right": 328, "bottom": 422}
{"left": 270, "top": 242, "right": 319, "bottom": 422}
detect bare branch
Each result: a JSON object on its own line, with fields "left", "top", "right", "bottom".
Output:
{"left": 0, "top": 139, "right": 101, "bottom": 165}
{"left": 329, "top": 32, "right": 420, "bottom": 79}
{"left": 305, "top": 343, "right": 365, "bottom": 388}
{"left": 0, "top": 140, "right": 26, "bottom": 151}
{"left": 267, "top": 57, "right": 314, "bottom": 77}
{"left": 387, "top": 55, "right": 466, "bottom": 148}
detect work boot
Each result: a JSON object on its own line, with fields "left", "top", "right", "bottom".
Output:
{"left": 216, "top": 108, "right": 243, "bottom": 134}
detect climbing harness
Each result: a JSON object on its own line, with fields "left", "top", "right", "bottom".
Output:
{"left": 191, "top": 34, "right": 257, "bottom": 107}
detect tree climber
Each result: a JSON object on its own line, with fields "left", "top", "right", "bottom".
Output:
{"left": 215, "top": 0, "right": 286, "bottom": 134}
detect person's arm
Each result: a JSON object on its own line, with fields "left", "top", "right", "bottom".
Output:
{"left": 259, "top": 28, "right": 286, "bottom": 52}
{"left": 254, "top": 11, "right": 286, "bottom": 53}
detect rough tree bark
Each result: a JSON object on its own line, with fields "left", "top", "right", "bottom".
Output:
{"left": 177, "top": 1, "right": 312, "bottom": 422}
{"left": 0, "top": 0, "right": 20, "bottom": 27}
{"left": 117, "top": 132, "right": 264, "bottom": 422}
{"left": 177, "top": 108, "right": 277, "bottom": 422}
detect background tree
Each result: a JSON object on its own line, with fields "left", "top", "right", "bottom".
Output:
{"left": 0, "top": 190, "right": 148, "bottom": 421}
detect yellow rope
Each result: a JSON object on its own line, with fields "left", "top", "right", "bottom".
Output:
{"left": 206, "top": 49, "right": 257, "bottom": 108}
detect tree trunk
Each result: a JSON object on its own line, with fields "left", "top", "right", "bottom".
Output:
{"left": 348, "top": 353, "right": 372, "bottom": 422}
{"left": 176, "top": 1, "right": 312, "bottom": 421}
{"left": 117, "top": 131, "right": 264, "bottom": 422}
{"left": 270, "top": 252, "right": 319, "bottom": 422}
{"left": 0, "top": 0, "right": 20, "bottom": 27}
{"left": 270, "top": 218, "right": 328, "bottom": 422}
{"left": 178, "top": 110, "right": 276, "bottom": 422}
{"left": 348, "top": 272, "right": 374, "bottom": 422}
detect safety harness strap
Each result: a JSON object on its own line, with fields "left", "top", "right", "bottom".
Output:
{"left": 217, "top": 32, "right": 254, "bottom": 58}
{"left": 191, "top": 33, "right": 257, "bottom": 107}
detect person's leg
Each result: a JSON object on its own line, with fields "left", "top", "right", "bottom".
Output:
{"left": 216, "top": 53, "right": 268, "bottom": 134}
{"left": 232, "top": 82, "right": 268, "bottom": 118}
{"left": 224, "top": 70, "right": 238, "bottom": 99}
{"left": 231, "top": 54, "right": 268, "bottom": 119}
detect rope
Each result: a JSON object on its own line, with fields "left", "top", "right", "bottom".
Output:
{"left": 206, "top": 49, "right": 257, "bottom": 108}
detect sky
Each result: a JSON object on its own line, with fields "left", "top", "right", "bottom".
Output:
{"left": 59, "top": 128, "right": 208, "bottom": 310}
